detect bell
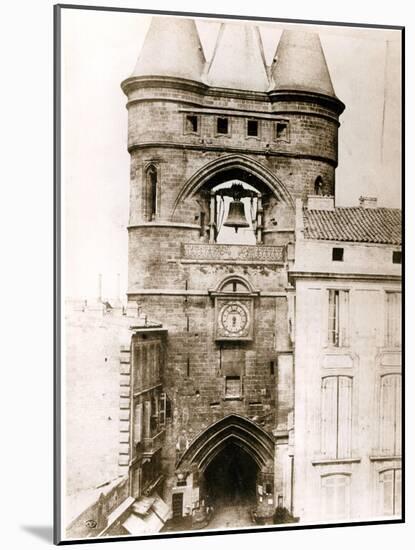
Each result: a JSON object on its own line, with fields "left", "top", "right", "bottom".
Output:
{"left": 223, "top": 199, "right": 250, "bottom": 233}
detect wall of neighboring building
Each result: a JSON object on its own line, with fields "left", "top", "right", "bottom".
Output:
{"left": 294, "top": 238, "right": 402, "bottom": 277}
{"left": 65, "top": 303, "right": 168, "bottom": 537}
{"left": 293, "top": 272, "right": 401, "bottom": 523}
{"left": 65, "top": 303, "right": 127, "bottom": 496}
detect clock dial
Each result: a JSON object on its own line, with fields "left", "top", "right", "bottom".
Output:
{"left": 219, "top": 302, "right": 249, "bottom": 336}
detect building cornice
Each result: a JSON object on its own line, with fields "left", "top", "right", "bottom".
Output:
{"left": 288, "top": 271, "right": 402, "bottom": 282}
{"left": 121, "top": 75, "right": 208, "bottom": 96}
{"left": 127, "top": 289, "right": 288, "bottom": 298}
{"left": 127, "top": 222, "right": 200, "bottom": 231}
{"left": 268, "top": 89, "right": 345, "bottom": 116}
{"left": 122, "top": 76, "right": 345, "bottom": 118}
{"left": 128, "top": 141, "right": 338, "bottom": 167}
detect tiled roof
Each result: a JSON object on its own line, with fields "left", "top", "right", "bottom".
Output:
{"left": 303, "top": 207, "right": 401, "bottom": 245}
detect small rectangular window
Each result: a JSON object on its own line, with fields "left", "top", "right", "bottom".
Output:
{"left": 392, "top": 251, "right": 401, "bottom": 264}
{"left": 275, "top": 120, "right": 289, "bottom": 140}
{"left": 176, "top": 480, "right": 187, "bottom": 487}
{"left": 185, "top": 114, "right": 198, "bottom": 133}
{"left": 247, "top": 119, "right": 258, "bottom": 137}
{"left": 225, "top": 376, "right": 241, "bottom": 398}
{"left": 217, "top": 117, "right": 229, "bottom": 134}
{"left": 332, "top": 247, "right": 344, "bottom": 262}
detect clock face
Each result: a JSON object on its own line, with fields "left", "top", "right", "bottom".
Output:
{"left": 219, "top": 302, "right": 249, "bottom": 337}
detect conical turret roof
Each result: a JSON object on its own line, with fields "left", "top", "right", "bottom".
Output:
{"left": 207, "top": 23, "right": 269, "bottom": 92}
{"left": 132, "top": 16, "right": 206, "bottom": 82}
{"left": 270, "top": 30, "right": 335, "bottom": 97}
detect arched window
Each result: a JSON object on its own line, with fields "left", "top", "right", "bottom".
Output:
{"left": 314, "top": 176, "right": 324, "bottom": 195}
{"left": 378, "top": 469, "right": 401, "bottom": 516}
{"left": 219, "top": 278, "right": 250, "bottom": 294}
{"left": 321, "top": 474, "right": 351, "bottom": 520}
{"left": 146, "top": 165, "right": 158, "bottom": 221}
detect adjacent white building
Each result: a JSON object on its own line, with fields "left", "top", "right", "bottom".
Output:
{"left": 290, "top": 195, "right": 402, "bottom": 523}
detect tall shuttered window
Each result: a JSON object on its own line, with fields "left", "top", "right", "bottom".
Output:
{"left": 379, "top": 469, "right": 401, "bottom": 516}
{"left": 144, "top": 400, "right": 152, "bottom": 439}
{"left": 134, "top": 402, "right": 143, "bottom": 445}
{"left": 321, "top": 376, "right": 353, "bottom": 458}
{"left": 328, "top": 290, "right": 349, "bottom": 347}
{"left": 379, "top": 374, "right": 401, "bottom": 455}
{"left": 159, "top": 393, "right": 167, "bottom": 427}
{"left": 322, "top": 474, "right": 350, "bottom": 520}
{"left": 385, "top": 292, "right": 401, "bottom": 348}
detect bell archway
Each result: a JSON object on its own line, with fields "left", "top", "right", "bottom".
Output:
{"left": 171, "top": 155, "right": 295, "bottom": 245}
{"left": 172, "top": 154, "right": 295, "bottom": 213}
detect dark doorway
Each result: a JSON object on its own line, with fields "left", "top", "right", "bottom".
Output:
{"left": 172, "top": 492, "right": 184, "bottom": 520}
{"left": 204, "top": 443, "right": 258, "bottom": 506}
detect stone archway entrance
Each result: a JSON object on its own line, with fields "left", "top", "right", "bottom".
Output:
{"left": 204, "top": 442, "right": 258, "bottom": 506}
{"left": 174, "top": 415, "right": 275, "bottom": 527}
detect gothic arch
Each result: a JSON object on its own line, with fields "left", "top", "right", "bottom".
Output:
{"left": 176, "top": 414, "right": 274, "bottom": 472}
{"left": 171, "top": 154, "right": 294, "bottom": 217}
{"left": 213, "top": 274, "right": 257, "bottom": 294}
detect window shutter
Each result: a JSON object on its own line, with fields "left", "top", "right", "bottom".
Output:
{"left": 159, "top": 393, "right": 166, "bottom": 427}
{"left": 328, "top": 290, "right": 337, "bottom": 345}
{"left": 144, "top": 400, "right": 151, "bottom": 439}
{"left": 386, "top": 293, "right": 401, "bottom": 347}
{"left": 142, "top": 346, "right": 148, "bottom": 389}
{"left": 151, "top": 344, "right": 155, "bottom": 385}
{"left": 380, "top": 375, "right": 395, "bottom": 454}
{"left": 322, "top": 477, "right": 335, "bottom": 518}
{"left": 338, "top": 376, "right": 352, "bottom": 458}
{"left": 339, "top": 291, "right": 349, "bottom": 346}
{"left": 334, "top": 476, "right": 347, "bottom": 518}
{"left": 321, "top": 377, "right": 337, "bottom": 457}
{"left": 394, "top": 375, "right": 402, "bottom": 455}
{"left": 379, "top": 470, "right": 394, "bottom": 516}
{"left": 386, "top": 293, "right": 392, "bottom": 346}
{"left": 322, "top": 475, "right": 349, "bottom": 520}
{"left": 393, "top": 293, "right": 401, "bottom": 347}
{"left": 134, "top": 346, "right": 141, "bottom": 392}
{"left": 134, "top": 402, "right": 143, "bottom": 444}
{"left": 154, "top": 344, "right": 160, "bottom": 382}
{"left": 394, "top": 469, "right": 402, "bottom": 516}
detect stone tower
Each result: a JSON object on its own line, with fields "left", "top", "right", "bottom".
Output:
{"left": 121, "top": 16, "right": 344, "bottom": 522}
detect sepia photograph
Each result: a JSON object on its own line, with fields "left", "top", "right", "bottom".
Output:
{"left": 55, "top": 4, "right": 403, "bottom": 543}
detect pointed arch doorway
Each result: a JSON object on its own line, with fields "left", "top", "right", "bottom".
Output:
{"left": 204, "top": 442, "right": 258, "bottom": 506}
{"left": 174, "top": 415, "right": 275, "bottom": 524}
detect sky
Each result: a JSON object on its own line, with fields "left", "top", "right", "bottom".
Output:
{"left": 61, "top": 9, "right": 402, "bottom": 300}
